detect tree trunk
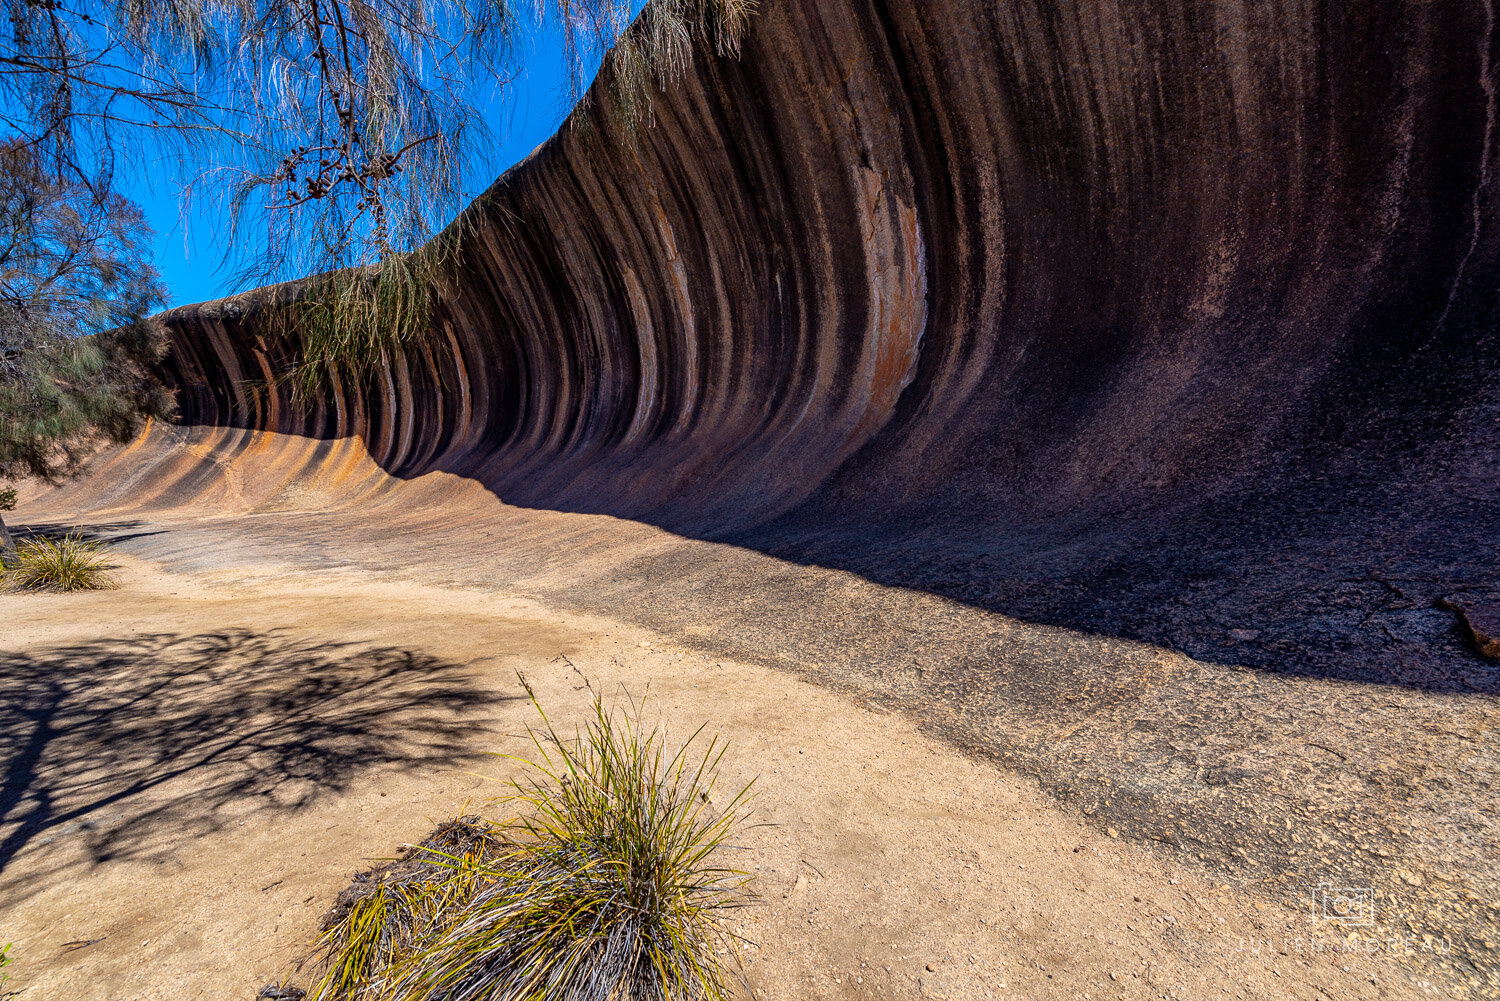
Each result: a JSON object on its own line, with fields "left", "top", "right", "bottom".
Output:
{"left": 0, "top": 510, "right": 17, "bottom": 566}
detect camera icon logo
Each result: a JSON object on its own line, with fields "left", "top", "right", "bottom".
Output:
{"left": 1314, "top": 883, "right": 1375, "bottom": 927}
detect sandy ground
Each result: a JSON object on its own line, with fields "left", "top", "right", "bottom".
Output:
{"left": 0, "top": 554, "right": 1459, "bottom": 1001}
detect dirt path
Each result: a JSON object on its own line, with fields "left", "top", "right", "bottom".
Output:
{"left": 0, "top": 553, "right": 1462, "bottom": 1000}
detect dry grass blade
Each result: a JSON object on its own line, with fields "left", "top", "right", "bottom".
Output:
{"left": 1, "top": 533, "right": 119, "bottom": 592}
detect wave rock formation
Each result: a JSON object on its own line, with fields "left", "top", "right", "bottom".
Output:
{"left": 140, "top": 0, "right": 1498, "bottom": 686}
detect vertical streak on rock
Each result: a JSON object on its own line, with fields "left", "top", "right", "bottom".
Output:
{"left": 622, "top": 266, "right": 659, "bottom": 447}
{"left": 847, "top": 166, "right": 926, "bottom": 453}
{"left": 1434, "top": 0, "right": 1497, "bottom": 338}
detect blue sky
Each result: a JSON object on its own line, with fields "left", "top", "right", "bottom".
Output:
{"left": 130, "top": 11, "right": 637, "bottom": 308}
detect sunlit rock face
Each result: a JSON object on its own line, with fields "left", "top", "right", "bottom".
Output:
{"left": 156, "top": 0, "right": 1499, "bottom": 684}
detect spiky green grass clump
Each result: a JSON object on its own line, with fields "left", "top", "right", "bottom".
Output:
{"left": 1, "top": 533, "right": 118, "bottom": 591}
{"left": 307, "top": 684, "right": 754, "bottom": 1001}
{"left": 308, "top": 819, "right": 501, "bottom": 1001}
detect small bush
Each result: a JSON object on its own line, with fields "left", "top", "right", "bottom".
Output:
{"left": 307, "top": 682, "right": 754, "bottom": 1001}
{"left": 1, "top": 532, "right": 118, "bottom": 591}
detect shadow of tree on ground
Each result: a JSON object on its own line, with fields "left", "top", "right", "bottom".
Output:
{"left": 0, "top": 629, "right": 510, "bottom": 900}
{"left": 11, "top": 520, "right": 168, "bottom": 547}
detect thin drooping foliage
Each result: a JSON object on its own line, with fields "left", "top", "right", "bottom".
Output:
{"left": 1, "top": 532, "right": 120, "bottom": 591}
{"left": 598, "top": 0, "right": 752, "bottom": 125}
{"left": 304, "top": 681, "right": 754, "bottom": 1001}
{"left": 280, "top": 252, "right": 446, "bottom": 401}
{"left": 1, "top": 0, "right": 755, "bottom": 292}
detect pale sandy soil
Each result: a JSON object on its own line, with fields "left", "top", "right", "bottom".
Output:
{"left": 0, "top": 555, "right": 1449, "bottom": 1001}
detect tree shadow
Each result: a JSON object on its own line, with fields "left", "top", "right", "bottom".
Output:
{"left": 11, "top": 520, "right": 167, "bottom": 546}
{"left": 0, "top": 629, "right": 511, "bottom": 901}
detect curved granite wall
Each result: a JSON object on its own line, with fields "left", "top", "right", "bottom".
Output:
{"left": 154, "top": 0, "right": 1500, "bottom": 685}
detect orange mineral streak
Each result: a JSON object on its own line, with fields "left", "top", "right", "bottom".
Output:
{"left": 847, "top": 168, "right": 927, "bottom": 453}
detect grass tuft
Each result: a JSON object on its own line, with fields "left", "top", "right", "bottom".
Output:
{"left": 0, "top": 532, "right": 118, "bottom": 591}
{"left": 308, "top": 818, "right": 501, "bottom": 1001}
{"left": 307, "top": 681, "right": 754, "bottom": 1001}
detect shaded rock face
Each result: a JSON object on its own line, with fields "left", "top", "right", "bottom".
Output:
{"left": 158, "top": 0, "right": 1500, "bottom": 687}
